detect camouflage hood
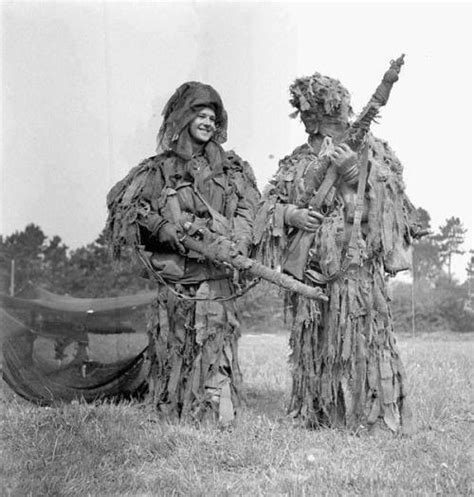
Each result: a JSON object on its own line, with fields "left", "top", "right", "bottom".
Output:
{"left": 157, "top": 81, "right": 228, "bottom": 160}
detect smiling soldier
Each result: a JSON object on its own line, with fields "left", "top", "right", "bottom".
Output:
{"left": 106, "top": 82, "right": 259, "bottom": 424}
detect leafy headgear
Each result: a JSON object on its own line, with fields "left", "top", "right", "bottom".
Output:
{"left": 289, "top": 72, "right": 352, "bottom": 131}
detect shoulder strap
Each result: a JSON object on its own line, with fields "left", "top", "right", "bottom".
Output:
{"left": 193, "top": 188, "right": 231, "bottom": 235}
{"left": 340, "top": 142, "right": 370, "bottom": 271}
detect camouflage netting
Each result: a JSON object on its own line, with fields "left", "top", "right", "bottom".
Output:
{"left": 254, "top": 134, "right": 417, "bottom": 433}
{"left": 1, "top": 285, "right": 151, "bottom": 404}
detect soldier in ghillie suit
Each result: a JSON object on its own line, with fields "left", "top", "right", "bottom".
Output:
{"left": 254, "top": 70, "right": 417, "bottom": 434}
{"left": 106, "top": 82, "right": 259, "bottom": 424}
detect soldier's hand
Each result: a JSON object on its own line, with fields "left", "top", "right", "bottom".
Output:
{"left": 328, "top": 143, "right": 358, "bottom": 174}
{"left": 232, "top": 240, "right": 248, "bottom": 258}
{"left": 157, "top": 222, "right": 186, "bottom": 254}
{"left": 285, "top": 207, "right": 323, "bottom": 232}
{"left": 137, "top": 200, "right": 151, "bottom": 219}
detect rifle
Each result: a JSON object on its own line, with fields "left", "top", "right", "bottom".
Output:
{"left": 138, "top": 213, "right": 327, "bottom": 301}
{"left": 282, "top": 55, "right": 406, "bottom": 280}
{"left": 179, "top": 222, "right": 328, "bottom": 300}
{"left": 143, "top": 183, "right": 328, "bottom": 301}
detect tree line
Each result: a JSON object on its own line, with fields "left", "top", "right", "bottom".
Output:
{"left": 0, "top": 225, "right": 148, "bottom": 298}
{"left": 0, "top": 211, "right": 472, "bottom": 332}
{"left": 389, "top": 209, "right": 473, "bottom": 332}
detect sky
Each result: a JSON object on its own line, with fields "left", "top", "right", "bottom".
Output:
{"left": 1, "top": 1, "right": 472, "bottom": 280}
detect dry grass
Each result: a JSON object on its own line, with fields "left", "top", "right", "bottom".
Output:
{"left": 1, "top": 332, "right": 473, "bottom": 496}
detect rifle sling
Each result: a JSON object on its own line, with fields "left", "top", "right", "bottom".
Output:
{"left": 310, "top": 164, "right": 339, "bottom": 210}
{"left": 306, "top": 142, "right": 370, "bottom": 285}
{"left": 341, "top": 142, "right": 370, "bottom": 272}
{"left": 194, "top": 187, "right": 231, "bottom": 234}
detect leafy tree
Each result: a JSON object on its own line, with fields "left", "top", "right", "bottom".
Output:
{"left": 63, "top": 229, "right": 149, "bottom": 297}
{"left": 41, "top": 235, "right": 70, "bottom": 292}
{"left": 0, "top": 224, "right": 48, "bottom": 294}
{"left": 0, "top": 224, "right": 147, "bottom": 297}
{"left": 414, "top": 207, "right": 431, "bottom": 229}
{"left": 391, "top": 277, "right": 472, "bottom": 333}
{"left": 435, "top": 217, "right": 466, "bottom": 282}
{"left": 465, "top": 250, "right": 474, "bottom": 315}
{"left": 412, "top": 207, "right": 442, "bottom": 283}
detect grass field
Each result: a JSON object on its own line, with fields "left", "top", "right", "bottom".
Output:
{"left": 1, "top": 332, "right": 473, "bottom": 496}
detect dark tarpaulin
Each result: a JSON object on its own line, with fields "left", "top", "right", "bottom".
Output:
{"left": 1, "top": 285, "right": 153, "bottom": 404}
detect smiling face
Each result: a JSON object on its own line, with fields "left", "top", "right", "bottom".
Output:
{"left": 189, "top": 107, "right": 217, "bottom": 145}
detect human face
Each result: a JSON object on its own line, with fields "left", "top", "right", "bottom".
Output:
{"left": 300, "top": 111, "right": 320, "bottom": 135}
{"left": 301, "top": 111, "right": 348, "bottom": 139}
{"left": 318, "top": 120, "right": 348, "bottom": 139}
{"left": 189, "top": 107, "right": 217, "bottom": 144}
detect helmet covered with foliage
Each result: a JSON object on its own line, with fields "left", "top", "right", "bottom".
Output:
{"left": 289, "top": 72, "right": 353, "bottom": 133}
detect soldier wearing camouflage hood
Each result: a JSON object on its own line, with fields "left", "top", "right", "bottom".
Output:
{"left": 107, "top": 82, "right": 259, "bottom": 424}
{"left": 254, "top": 72, "right": 417, "bottom": 434}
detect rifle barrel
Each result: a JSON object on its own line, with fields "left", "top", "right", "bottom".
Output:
{"left": 181, "top": 234, "right": 328, "bottom": 301}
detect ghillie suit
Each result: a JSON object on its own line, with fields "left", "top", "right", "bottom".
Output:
{"left": 254, "top": 68, "right": 418, "bottom": 434}
{"left": 107, "top": 82, "right": 260, "bottom": 424}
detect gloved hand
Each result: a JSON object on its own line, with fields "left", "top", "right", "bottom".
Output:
{"left": 284, "top": 205, "right": 322, "bottom": 232}
{"left": 157, "top": 222, "right": 186, "bottom": 254}
{"left": 136, "top": 200, "right": 151, "bottom": 219}
{"left": 328, "top": 143, "right": 359, "bottom": 183}
{"left": 232, "top": 240, "right": 248, "bottom": 258}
